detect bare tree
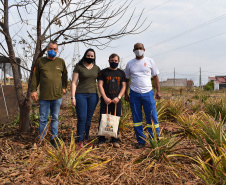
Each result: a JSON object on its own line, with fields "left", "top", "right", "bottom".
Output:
{"left": 0, "top": 0, "right": 150, "bottom": 132}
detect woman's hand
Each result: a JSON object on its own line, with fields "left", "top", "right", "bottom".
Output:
{"left": 71, "top": 98, "right": 76, "bottom": 106}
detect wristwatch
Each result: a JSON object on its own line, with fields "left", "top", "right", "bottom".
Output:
{"left": 71, "top": 97, "right": 75, "bottom": 99}
{"left": 117, "top": 96, "right": 121, "bottom": 100}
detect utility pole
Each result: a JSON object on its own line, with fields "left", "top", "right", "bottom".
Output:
{"left": 199, "top": 67, "right": 202, "bottom": 89}
{"left": 174, "top": 68, "right": 175, "bottom": 87}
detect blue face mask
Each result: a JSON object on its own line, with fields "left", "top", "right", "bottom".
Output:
{"left": 109, "top": 62, "right": 118, "bottom": 69}
{"left": 47, "top": 50, "right": 56, "bottom": 58}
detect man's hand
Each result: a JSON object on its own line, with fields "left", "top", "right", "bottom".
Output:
{"left": 155, "top": 91, "right": 161, "bottom": 100}
{"left": 125, "top": 93, "right": 130, "bottom": 102}
{"left": 31, "top": 92, "right": 38, "bottom": 102}
{"left": 104, "top": 97, "right": 112, "bottom": 105}
{"left": 62, "top": 89, "right": 66, "bottom": 94}
{"left": 71, "top": 98, "right": 76, "bottom": 106}
{"left": 112, "top": 97, "right": 119, "bottom": 104}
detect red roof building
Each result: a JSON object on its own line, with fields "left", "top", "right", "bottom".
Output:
{"left": 208, "top": 76, "right": 226, "bottom": 90}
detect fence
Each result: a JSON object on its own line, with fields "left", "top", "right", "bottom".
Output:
{"left": 0, "top": 85, "right": 19, "bottom": 124}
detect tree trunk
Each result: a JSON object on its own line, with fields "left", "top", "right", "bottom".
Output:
{"left": 3, "top": 0, "right": 30, "bottom": 132}
{"left": 19, "top": 99, "right": 31, "bottom": 132}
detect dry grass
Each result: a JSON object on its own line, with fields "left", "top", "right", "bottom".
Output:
{"left": 0, "top": 88, "right": 225, "bottom": 184}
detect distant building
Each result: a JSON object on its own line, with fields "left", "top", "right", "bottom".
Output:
{"left": 208, "top": 76, "right": 226, "bottom": 90}
{"left": 160, "top": 78, "right": 194, "bottom": 88}
{"left": 187, "top": 80, "right": 194, "bottom": 88}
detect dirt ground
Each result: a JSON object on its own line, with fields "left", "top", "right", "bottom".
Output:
{"left": 0, "top": 92, "right": 204, "bottom": 184}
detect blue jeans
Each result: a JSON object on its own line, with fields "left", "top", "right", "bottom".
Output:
{"left": 39, "top": 99, "right": 62, "bottom": 141}
{"left": 75, "top": 93, "right": 99, "bottom": 142}
{"left": 130, "top": 89, "right": 160, "bottom": 144}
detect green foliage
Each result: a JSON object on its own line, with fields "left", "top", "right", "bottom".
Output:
{"left": 204, "top": 80, "right": 214, "bottom": 91}
{"left": 192, "top": 94, "right": 199, "bottom": 100}
{"left": 190, "top": 101, "right": 202, "bottom": 113}
{"left": 42, "top": 133, "right": 111, "bottom": 176}
{"left": 205, "top": 98, "right": 226, "bottom": 124}
{"left": 120, "top": 98, "right": 132, "bottom": 131}
{"left": 163, "top": 98, "right": 186, "bottom": 121}
{"left": 196, "top": 112, "right": 226, "bottom": 150}
{"left": 172, "top": 113, "right": 202, "bottom": 142}
{"left": 156, "top": 100, "right": 167, "bottom": 123}
{"left": 147, "top": 135, "right": 184, "bottom": 162}
{"left": 191, "top": 145, "right": 226, "bottom": 185}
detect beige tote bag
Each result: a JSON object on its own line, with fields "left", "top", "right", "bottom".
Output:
{"left": 98, "top": 104, "right": 120, "bottom": 138}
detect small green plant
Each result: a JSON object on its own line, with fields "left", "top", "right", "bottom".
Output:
{"left": 172, "top": 113, "right": 202, "bottom": 142}
{"left": 192, "top": 95, "right": 199, "bottom": 100}
{"left": 156, "top": 100, "right": 167, "bottom": 123}
{"left": 205, "top": 98, "right": 226, "bottom": 124}
{"left": 196, "top": 112, "right": 226, "bottom": 150}
{"left": 120, "top": 98, "right": 132, "bottom": 131}
{"left": 163, "top": 98, "right": 186, "bottom": 121}
{"left": 190, "top": 145, "right": 226, "bottom": 185}
{"left": 38, "top": 133, "right": 111, "bottom": 176}
{"left": 135, "top": 119, "right": 184, "bottom": 170}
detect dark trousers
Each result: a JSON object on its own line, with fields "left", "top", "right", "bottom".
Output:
{"left": 98, "top": 97, "right": 121, "bottom": 143}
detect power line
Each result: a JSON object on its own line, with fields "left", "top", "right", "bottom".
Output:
{"left": 152, "top": 31, "right": 226, "bottom": 57}
{"left": 149, "top": 13, "right": 226, "bottom": 49}
{"left": 147, "top": 0, "right": 209, "bottom": 34}
{"left": 122, "top": 0, "right": 210, "bottom": 60}
{"left": 119, "top": 0, "right": 172, "bottom": 25}
{"left": 144, "top": 0, "right": 172, "bottom": 13}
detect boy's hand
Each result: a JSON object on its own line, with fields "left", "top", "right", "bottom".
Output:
{"left": 112, "top": 97, "right": 119, "bottom": 104}
{"left": 104, "top": 97, "right": 112, "bottom": 105}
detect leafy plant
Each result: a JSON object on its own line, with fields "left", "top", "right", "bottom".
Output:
{"left": 203, "top": 80, "right": 214, "bottom": 91}
{"left": 135, "top": 119, "right": 184, "bottom": 169}
{"left": 172, "top": 113, "right": 202, "bottom": 142}
{"left": 156, "top": 100, "right": 167, "bottom": 123}
{"left": 120, "top": 99, "right": 132, "bottom": 131}
{"left": 205, "top": 98, "right": 226, "bottom": 124}
{"left": 41, "top": 133, "right": 111, "bottom": 176}
{"left": 163, "top": 98, "right": 186, "bottom": 121}
{"left": 196, "top": 112, "right": 226, "bottom": 151}
{"left": 191, "top": 145, "right": 226, "bottom": 185}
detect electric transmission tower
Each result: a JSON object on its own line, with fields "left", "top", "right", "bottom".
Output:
{"left": 71, "top": 31, "right": 80, "bottom": 78}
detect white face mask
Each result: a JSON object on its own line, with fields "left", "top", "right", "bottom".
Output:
{"left": 134, "top": 50, "right": 144, "bottom": 57}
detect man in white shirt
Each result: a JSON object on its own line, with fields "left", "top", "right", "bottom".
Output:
{"left": 125, "top": 43, "right": 161, "bottom": 149}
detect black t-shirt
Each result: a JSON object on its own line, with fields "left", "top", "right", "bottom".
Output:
{"left": 98, "top": 68, "right": 127, "bottom": 99}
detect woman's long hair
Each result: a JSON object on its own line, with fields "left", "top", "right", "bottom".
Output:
{"left": 78, "top": 48, "right": 96, "bottom": 65}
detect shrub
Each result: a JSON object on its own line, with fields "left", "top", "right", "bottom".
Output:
{"left": 203, "top": 81, "right": 214, "bottom": 91}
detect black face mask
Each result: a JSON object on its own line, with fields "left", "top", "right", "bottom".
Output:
{"left": 85, "top": 57, "right": 95, "bottom": 64}
{"left": 109, "top": 62, "right": 118, "bottom": 69}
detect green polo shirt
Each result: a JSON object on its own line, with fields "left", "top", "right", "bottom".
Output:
{"left": 31, "top": 57, "right": 68, "bottom": 100}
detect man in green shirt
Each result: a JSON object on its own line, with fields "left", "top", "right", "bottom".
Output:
{"left": 31, "top": 41, "right": 68, "bottom": 147}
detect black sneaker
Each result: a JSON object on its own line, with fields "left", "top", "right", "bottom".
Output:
{"left": 50, "top": 139, "right": 59, "bottom": 149}
{"left": 135, "top": 143, "right": 145, "bottom": 149}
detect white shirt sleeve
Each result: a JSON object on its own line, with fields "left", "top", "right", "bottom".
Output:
{"left": 150, "top": 59, "right": 159, "bottom": 77}
{"left": 125, "top": 62, "right": 130, "bottom": 79}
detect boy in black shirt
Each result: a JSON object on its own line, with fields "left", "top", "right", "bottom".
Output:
{"left": 98, "top": 53, "right": 126, "bottom": 148}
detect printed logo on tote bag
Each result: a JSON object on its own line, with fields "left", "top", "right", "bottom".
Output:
{"left": 105, "top": 124, "right": 113, "bottom": 132}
